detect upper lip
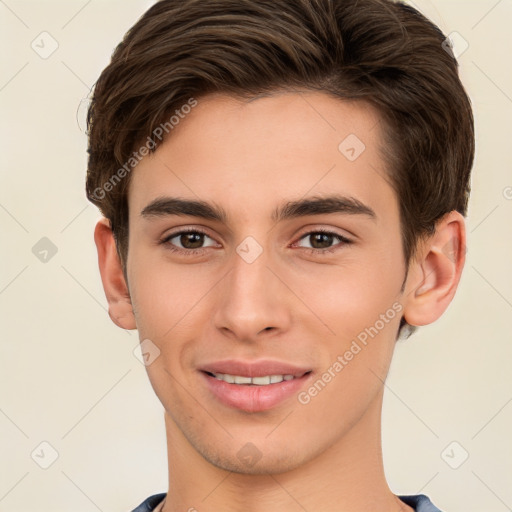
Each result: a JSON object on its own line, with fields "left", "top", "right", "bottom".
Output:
{"left": 199, "top": 360, "right": 312, "bottom": 378}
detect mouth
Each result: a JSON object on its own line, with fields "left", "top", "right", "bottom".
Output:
{"left": 199, "top": 367, "right": 313, "bottom": 413}
{"left": 202, "top": 370, "right": 311, "bottom": 385}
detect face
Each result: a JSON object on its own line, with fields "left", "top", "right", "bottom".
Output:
{"left": 126, "top": 91, "right": 408, "bottom": 474}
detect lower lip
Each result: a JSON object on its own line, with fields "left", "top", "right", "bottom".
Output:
{"left": 200, "top": 371, "right": 313, "bottom": 412}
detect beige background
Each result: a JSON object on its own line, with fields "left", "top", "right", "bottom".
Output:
{"left": 1, "top": 0, "right": 511, "bottom": 510}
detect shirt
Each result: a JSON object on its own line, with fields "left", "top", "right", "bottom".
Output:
{"left": 130, "top": 493, "right": 443, "bottom": 511}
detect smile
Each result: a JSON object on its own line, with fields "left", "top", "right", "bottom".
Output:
{"left": 207, "top": 372, "right": 302, "bottom": 385}
{"left": 200, "top": 370, "right": 313, "bottom": 412}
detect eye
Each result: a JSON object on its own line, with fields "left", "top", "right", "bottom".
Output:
{"left": 294, "top": 229, "right": 352, "bottom": 255}
{"left": 160, "top": 228, "right": 219, "bottom": 254}
{"left": 159, "top": 227, "right": 353, "bottom": 257}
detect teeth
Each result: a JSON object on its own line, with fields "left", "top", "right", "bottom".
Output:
{"left": 234, "top": 375, "right": 252, "bottom": 384}
{"left": 223, "top": 374, "right": 235, "bottom": 384}
{"left": 212, "top": 373, "right": 296, "bottom": 385}
{"left": 252, "top": 376, "right": 272, "bottom": 385}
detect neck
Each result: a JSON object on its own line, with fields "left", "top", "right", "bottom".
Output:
{"left": 160, "top": 388, "right": 412, "bottom": 512}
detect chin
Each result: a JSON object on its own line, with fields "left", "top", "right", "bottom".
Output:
{"left": 210, "top": 451, "right": 305, "bottom": 476}
{"left": 195, "top": 437, "right": 311, "bottom": 476}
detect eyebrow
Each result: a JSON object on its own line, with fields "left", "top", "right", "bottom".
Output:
{"left": 140, "top": 194, "right": 376, "bottom": 223}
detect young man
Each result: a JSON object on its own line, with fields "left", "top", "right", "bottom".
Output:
{"left": 86, "top": 0, "right": 474, "bottom": 510}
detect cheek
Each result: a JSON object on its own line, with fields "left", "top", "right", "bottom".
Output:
{"left": 128, "top": 249, "right": 215, "bottom": 339}
{"left": 298, "top": 257, "right": 403, "bottom": 417}
{"left": 295, "top": 279, "right": 401, "bottom": 434}
{"left": 288, "top": 252, "right": 404, "bottom": 341}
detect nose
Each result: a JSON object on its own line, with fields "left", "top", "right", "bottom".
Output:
{"left": 212, "top": 242, "right": 292, "bottom": 342}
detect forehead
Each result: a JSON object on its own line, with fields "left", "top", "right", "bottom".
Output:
{"left": 128, "top": 91, "right": 397, "bottom": 225}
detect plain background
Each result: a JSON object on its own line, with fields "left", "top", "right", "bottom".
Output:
{"left": 1, "top": 0, "right": 511, "bottom": 510}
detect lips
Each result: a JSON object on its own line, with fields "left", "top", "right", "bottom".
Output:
{"left": 199, "top": 359, "right": 312, "bottom": 378}
{"left": 198, "top": 359, "right": 313, "bottom": 412}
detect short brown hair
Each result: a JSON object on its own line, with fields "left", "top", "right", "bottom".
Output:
{"left": 86, "top": 0, "right": 474, "bottom": 330}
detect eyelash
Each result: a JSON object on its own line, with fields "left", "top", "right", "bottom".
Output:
{"left": 159, "top": 228, "right": 353, "bottom": 256}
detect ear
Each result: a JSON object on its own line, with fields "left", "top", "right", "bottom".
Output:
{"left": 402, "top": 211, "right": 467, "bottom": 327}
{"left": 94, "top": 217, "right": 136, "bottom": 330}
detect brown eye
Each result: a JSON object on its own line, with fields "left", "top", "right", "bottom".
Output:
{"left": 308, "top": 232, "right": 336, "bottom": 249}
{"left": 162, "top": 229, "right": 218, "bottom": 253}
{"left": 179, "top": 232, "right": 205, "bottom": 249}
{"left": 296, "top": 230, "right": 352, "bottom": 254}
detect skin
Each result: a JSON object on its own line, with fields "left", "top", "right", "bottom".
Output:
{"left": 94, "top": 91, "right": 466, "bottom": 512}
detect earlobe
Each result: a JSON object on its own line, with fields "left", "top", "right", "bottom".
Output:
{"left": 402, "top": 211, "right": 467, "bottom": 327}
{"left": 94, "top": 218, "right": 136, "bottom": 330}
